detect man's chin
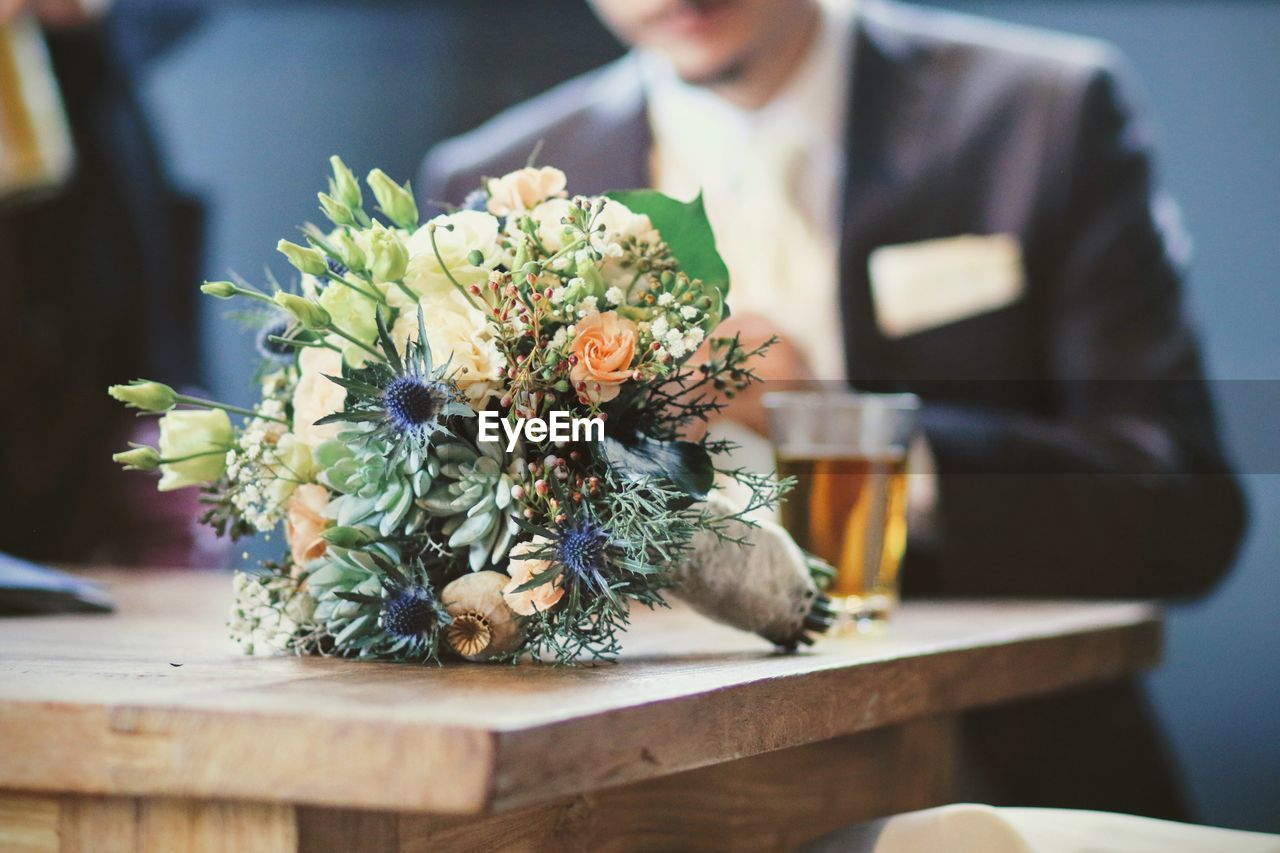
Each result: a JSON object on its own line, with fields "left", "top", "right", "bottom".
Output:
{"left": 671, "top": 55, "right": 750, "bottom": 88}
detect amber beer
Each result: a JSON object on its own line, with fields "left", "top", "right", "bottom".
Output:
{"left": 778, "top": 451, "right": 908, "bottom": 621}
{"left": 765, "top": 391, "right": 920, "bottom": 629}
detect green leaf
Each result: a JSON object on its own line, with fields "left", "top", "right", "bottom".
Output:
{"left": 600, "top": 434, "right": 715, "bottom": 500}
{"left": 604, "top": 189, "right": 730, "bottom": 330}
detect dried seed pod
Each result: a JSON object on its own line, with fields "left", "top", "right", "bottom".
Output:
{"left": 441, "top": 571, "right": 524, "bottom": 662}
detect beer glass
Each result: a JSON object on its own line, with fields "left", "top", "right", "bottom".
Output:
{"left": 764, "top": 391, "right": 920, "bottom": 630}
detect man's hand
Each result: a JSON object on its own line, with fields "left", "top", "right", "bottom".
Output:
{"left": 693, "top": 312, "right": 813, "bottom": 436}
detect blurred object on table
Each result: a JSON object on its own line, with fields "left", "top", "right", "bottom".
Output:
{"left": 0, "top": 551, "right": 112, "bottom": 614}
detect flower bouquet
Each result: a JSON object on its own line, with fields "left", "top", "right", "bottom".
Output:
{"left": 109, "top": 158, "right": 833, "bottom": 663}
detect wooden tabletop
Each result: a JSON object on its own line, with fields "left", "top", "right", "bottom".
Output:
{"left": 0, "top": 568, "right": 1160, "bottom": 815}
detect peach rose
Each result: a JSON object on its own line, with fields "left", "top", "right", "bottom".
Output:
{"left": 285, "top": 483, "right": 331, "bottom": 569}
{"left": 569, "top": 311, "right": 637, "bottom": 403}
{"left": 502, "top": 540, "right": 565, "bottom": 616}
{"left": 485, "top": 166, "right": 567, "bottom": 216}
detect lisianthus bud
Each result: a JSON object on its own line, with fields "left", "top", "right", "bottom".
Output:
{"left": 274, "top": 292, "right": 331, "bottom": 330}
{"left": 201, "top": 281, "right": 238, "bottom": 299}
{"left": 368, "top": 223, "right": 409, "bottom": 283}
{"left": 112, "top": 446, "right": 161, "bottom": 471}
{"left": 156, "top": 409, "right": 233, "bottom": 491}
{"left": 318, "top": 192, "right": 354, "bottom": 227}
{"left": 333, "top": 230, "right": 366, "bottom": 272}
{"left": 328, "top": 155, "right": 362, "bottom": 210}
{"left": 277, "top": 240, "right": 328, "bottom": 277}
{"left": 108, "top": 380, "right": 178, "bottom": 412}
{"left": 366, "top": 168, "right": 419, "bottom": 230}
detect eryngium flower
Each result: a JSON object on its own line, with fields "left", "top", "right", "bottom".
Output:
{"left": 382, "top": 586, "right": 439, "bottom": 638}
{"left": 383, "top": 375, "right": 451, "bottom": 437}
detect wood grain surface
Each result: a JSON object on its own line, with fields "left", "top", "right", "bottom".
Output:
{"left": 0, "top": 568, "right": 1160, "bottom": 815}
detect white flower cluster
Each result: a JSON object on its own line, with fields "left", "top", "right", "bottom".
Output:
{"left": 225, "top": 399, "right": 301, "bottom": 532}
{"left": 644, "top": 310, "right": 705, "bottom": 360}
{"left": 229, "top": 571, "right": 313, "bottom": 655}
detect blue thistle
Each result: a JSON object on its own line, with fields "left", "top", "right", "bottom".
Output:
{"left": 461, "top": 189, "right": 489, "bottom": 212}
{"left": 326, "top": 256, "right": 349, "bottom": 277}
{"left": 382, "top": 586, "right": 439, "bottom": 639}
{"left": 255, "top": 316, "right": 294, "bottom": 360}
{"left": 313, "top": 305, "right": 473, "bottom": 459}
{"left": 555, "top": 519, "right": 611, "bottom": 579}
{"left": 383, "top": 375, "right": 451, "bottom": 439}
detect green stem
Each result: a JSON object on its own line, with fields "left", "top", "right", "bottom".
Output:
{"left": 174, "top": 394, "right": 291, "bottom": 425}
{"left": 160, "top": 447, "right": 232, "bottom": 465}
{"left": 428, "top": 224, "right": 485, "bottom": 312}
{"left": 229, "top": 286, "right": 278, "bottom": 306}
{"left": 326, "top": 324, "right": 385, "bottom": 362}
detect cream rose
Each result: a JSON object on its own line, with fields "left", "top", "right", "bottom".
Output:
{"left": 502, "top": 540, "right": 564, "bottom": 616}
{"left": 156, "top": 409, "right": 233, "bottom": 491}
{"left": 485, "top": 166, "right": 567, "bottom": 216}
{"left": 292, "top": 345, "right": 347, "bottom": 447}
{"left": 389, "top": 288, "right": 503, "bottom": 408}
{"left": 404, "top": 210, "right": 499, "bottom": 298}
{"left": 285, "top": 483, "right": 331, "bottom": 569}
{"left": 525, "top": 198, "right": 575, "bottom": 253}
{"left": 264, "top": 432, "right": 317, "bottom": 510}
{"left": 570, "top": 311, "right": 638, "bottom": 403}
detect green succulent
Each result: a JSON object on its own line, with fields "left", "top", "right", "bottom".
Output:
{"left": 420, "top": 437, "right": 519, "bottom": 572}
{"left": 303, "top": 543, "right": 391, "bottom": 651}
{"left": 314, "top": 434, "right": 434, "bottom": 538}
{"left": 303, "top": 543, "right": 448, "bottom": 662}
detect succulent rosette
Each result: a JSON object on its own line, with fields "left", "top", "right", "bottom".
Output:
{"left": 108, "top": 156, "right": 832, "bottom": 664}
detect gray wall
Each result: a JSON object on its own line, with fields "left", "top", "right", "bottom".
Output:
{"left": 138, "top": 0, "right": 1280, "bottom": 831}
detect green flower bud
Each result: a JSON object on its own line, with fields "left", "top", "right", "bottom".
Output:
{"left": 277, "top": 239, "right": 328, "bottom": 277}
{"left": 318, "top": 192, "right": 354, "bottom": 227}
{"left": 156, "top": 409, "right": 232, "bottom": 491}
{"left": 329, "top": 155, "right": 362, "bottom": 210}
{"left": 201, "top": 280, "right": 238, "bottom": 299}
{"left": 521, "top": 261, "right": 541, "bottom": 277}
{"left": 333, "top": 230, "right": 366, "bottom": 272}
{"left": 113, "top": 446, "right": 162, "bottom": 471}
{"left": 108, "top": 380, "right": 178, "bottom": 412}
{"left": 366, "top": 168, "right": 419, "bottom": 230}
{"left": 368, "top": 223, "right": 409, "bottom": 283}
{"left": 274, "top": 292, "right": 331, "bottom": 330}
{"left": 553, "top": 379, "right": 571, "bottom": 393}
{"left": 467, "top": 249, "right": 485, "bottom": 267}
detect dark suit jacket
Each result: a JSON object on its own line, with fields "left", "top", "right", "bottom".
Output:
{"left": 419, "top": 0, "right": 1246, "bottom": 819}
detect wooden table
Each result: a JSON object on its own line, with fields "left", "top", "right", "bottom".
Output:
{"left": 0, "top": 568, "right": 1160, "bottom": 852}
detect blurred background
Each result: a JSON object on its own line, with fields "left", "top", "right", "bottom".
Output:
{"left": 2, "top": 0, "right": 1276, "bottom": 832}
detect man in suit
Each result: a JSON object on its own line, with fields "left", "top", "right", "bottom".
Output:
{"left": 419, "top": 0, "right": 1246, "bottom": 819}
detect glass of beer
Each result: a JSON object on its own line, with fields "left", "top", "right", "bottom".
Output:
{"left": 764, "top": 391, "right": 920, "bottom": 631}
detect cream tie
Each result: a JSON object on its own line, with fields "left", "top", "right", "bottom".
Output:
{"left": 712, "top": 126, "right": 845, "bottom": 381}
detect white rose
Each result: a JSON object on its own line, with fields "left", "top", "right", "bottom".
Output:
{"left": 485, "top": 166, "right": 567, "bottom": 216}
{"left": 292, "top": 345, "right": 347, "bottom": 447}
{"left": 594, "top": 198, "right": 657, "bottom": 247}
{"left": 404, "top": 210, "right": 499, "bottom": 298}
{"left": 525, "top": 198, "right": 576, "bottom": 253}
{"left": 389, "top": 289, "right": 503, "bottom": 409}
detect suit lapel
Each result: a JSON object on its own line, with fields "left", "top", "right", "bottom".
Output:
{"left": 839, "top": 1, "right": 947, "bottom": 384}
{"left": 566, "top": 58, "right": 653, "bottom": 196}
